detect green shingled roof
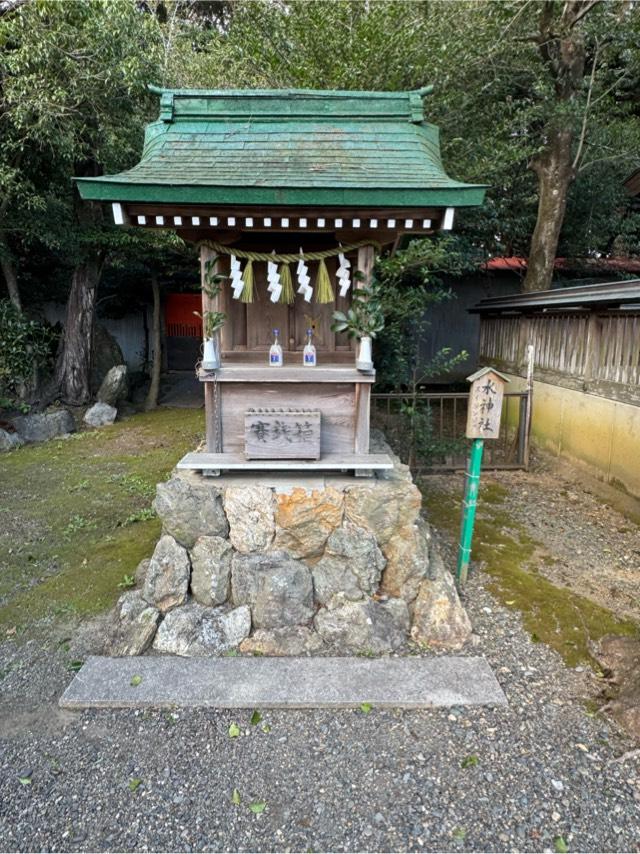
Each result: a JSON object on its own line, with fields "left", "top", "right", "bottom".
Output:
{"left": 75, "top": 86, "right": 486, "bottom": 208}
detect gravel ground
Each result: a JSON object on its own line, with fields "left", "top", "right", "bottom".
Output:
{"left": 3, "top": 453, "right": 640, "bottom": 852}
{"left": 2, "top": 576, "right": 640, "bottom": 853}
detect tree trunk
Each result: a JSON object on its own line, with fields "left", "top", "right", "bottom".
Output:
{"left": 522, "top": 126, "right": 574, "bottom": 292}
{"left": 522, "top": 2, "right": 591, "bottom": 292}
{"left": 0, "top": 232, "right": 21, "bottom": 311}
{"left": 144, "top": 274, "right": 162, "bottom": 411}
{"left": 54, "top": 255, "right": 103, "bottom": 405}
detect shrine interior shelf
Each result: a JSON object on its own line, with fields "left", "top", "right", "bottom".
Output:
{"left": 199, "top": 366, "right": 375, "bottom": 384}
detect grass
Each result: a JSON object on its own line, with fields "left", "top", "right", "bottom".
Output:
{"left": 420, "top": 476, "right": 638, "bottom": 668}
{"left": 0, "top": 407, "right": 204, "bottom": 635}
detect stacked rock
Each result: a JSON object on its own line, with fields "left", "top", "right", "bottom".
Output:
{"left": 106, "top": 440, "right": 471, "bottom": 657}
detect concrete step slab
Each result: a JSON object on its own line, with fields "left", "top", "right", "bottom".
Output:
{"left": 60, "top": 655, "right": 507, "bottom": 710}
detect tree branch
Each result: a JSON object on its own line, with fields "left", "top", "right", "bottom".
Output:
{"left": 563, "top": 0, "right": 601, "bottom": 29}
{"left": 572, "top": 38, "right": 599, "bottom": 172}
{"left": 578, "top": 151, "right": 637, "bottom": 173}
{"left": 499, "top": 0, "right": 537, "bottom": 41}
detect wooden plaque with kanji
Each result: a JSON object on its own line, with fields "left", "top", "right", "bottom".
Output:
{"left": 245, "top": 408, "right": 321, "bottom": 459}
{"left": 465, "top": 368, "right": 509, "bottom": 440}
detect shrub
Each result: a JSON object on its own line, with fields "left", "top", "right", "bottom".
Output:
{"left": 0, "top": 300, "right": 58, "bottom": 409}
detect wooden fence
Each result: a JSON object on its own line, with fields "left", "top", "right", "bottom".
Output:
{"left": 371, "top": 390, "right": 530, "bottom": 472}
{"left": 479, "top": 311, "right": 640, "bottom": 406}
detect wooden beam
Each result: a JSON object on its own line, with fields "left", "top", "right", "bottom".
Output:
{"left": 126, "top": 203, "right": 444, "bottom": 221}
{"left": 176, "top": 451, "right": 393, "bottom": 473}
{"left": 198, "top": 365, "right": 375, "bottom": 384}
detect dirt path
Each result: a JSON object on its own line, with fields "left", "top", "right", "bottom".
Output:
{"left": 421, "top": 454, "right": 640, "bottom": 669}
{"left": 425, "top": 454, "right": 640, "bottom": 618}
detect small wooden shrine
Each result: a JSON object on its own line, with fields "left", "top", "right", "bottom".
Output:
{"left": 77, "top": 86, "right": 485, "bottom": 475}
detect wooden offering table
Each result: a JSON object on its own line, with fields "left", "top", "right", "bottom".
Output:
{"left": 181, "top": 364, "right": 390, "bottom": 475}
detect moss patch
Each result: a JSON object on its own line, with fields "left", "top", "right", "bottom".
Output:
{"left": 0, "top": 408, "right": 203, "bottom": 635}
{"left": 421, "top": 476, "right": 638, "bottom": 668}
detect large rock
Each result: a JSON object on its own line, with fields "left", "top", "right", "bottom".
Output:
{"left": 344, "top": 479, "right": 421, "bottom": 545}
{"left": 190, "top": 536, "right": 233, "bottom": 606}
{"left": 240, "top": 625, "right": 324, "bottom": 656}
{"left": 410, "top": 552, "right": 471, "bottom": 650}
{"left": 97, "top": 364, "right": 128, "bottom": 406}
{"left": 314, "top": 596, "right": 410, "bottom": 653}
{"left": 134, "top": 558, "right": 150, "bottom": 588}
{"left": 91, "top": 324, "right": 125, "bottom": 394}
{"left": 12, "top": 409, "right": 75, "bottom": 444}
{"left": 231, "top": 550, "right": 314, "bottom": 628}
{"left": 105, "top": 591, "right": 160, "bottom": 656}
{"left": 143, "top": 534, "right": 190, "bottom": 613}
{"left": 83, "top": 402, "right": 117, "bottom": 427}
{"left": 381, "top": 519, "right": 431, "bottom": 604}
{"left": 312, "top": 522, "right": 386, "bottom": 606}
{"left": 154, "top": 473, "right": 229, "bottom": 548}
{"left": 224, "top": 485, "right": 275, "bottom": 553}
{"left": 0, "top": 428, "right": 24, "bottom": 452}
{"left": 273, "top": 487, "right": 344, "bottom": 558}
{"left": 591, "top": 635, "right": 640, "bottom": 740}
{"left": 153, "top": 602, "right": 251, "bottom": 656}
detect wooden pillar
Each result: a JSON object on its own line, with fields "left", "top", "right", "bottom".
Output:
{"left": 354, "top": 382, "right": 371, "bottom": 454}
{"left": 200, "top": 245, "right": 226, "bottom": 452}
{"left": 583, "top": 310, "right": 601, "bottom": 391}
{"left": 517, "top": 314, "right": 532, "bottom": 376}
{"left": 357, "top": 244, "right": 375, "bottom": 288}
{"left": 353, "top": 244, "right": 375, "bottom": 464}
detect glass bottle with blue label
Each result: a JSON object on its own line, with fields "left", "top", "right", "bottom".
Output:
{"left": 303, "top": 328, "right": 316, "bottom": 367}
{"left": 269, "top": 328, "right": 283, "bottom": 366}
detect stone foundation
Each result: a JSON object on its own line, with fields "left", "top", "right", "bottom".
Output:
{"left": 106, "top": 439, "right": 471, "bottom": 657}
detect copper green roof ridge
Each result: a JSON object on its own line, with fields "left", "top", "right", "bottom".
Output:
{"left": 147, "top": 83, "right": 435, "bottom": 98}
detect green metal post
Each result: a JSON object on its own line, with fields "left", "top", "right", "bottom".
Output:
{"left": 456, "top": 438, "right": 484, "bottom": 588}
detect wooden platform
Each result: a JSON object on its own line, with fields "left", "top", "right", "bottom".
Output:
{"left": 199, "top": 365, "right": 375, "bottom": 384}
{"left": 176, "top": 451, "right": 393, "bottom": 473}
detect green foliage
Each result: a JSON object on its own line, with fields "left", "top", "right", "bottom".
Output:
{"left": 194, "top": 309, "right": 226, "bottom": 339}
{"left": 395, "top": 401, "right": 468, "bottom": 470}
{"left": 168, "top": 0, "right": 640, "bottom": 263}
{"left": 1, "top": 0, "right": 639, "bottom": 376}
{"left": 0, "top": 300, "right": 57, "bottom": 406}
{"left": 331, "top": 276, "right": 385, "bottom": 341}
{"left": 0, "top": 0, "right": 163, "bottom": 265}
{"left": 372, "top": 238, "right": 471, "bottom": 391}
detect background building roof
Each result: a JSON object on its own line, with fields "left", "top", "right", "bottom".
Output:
{"left": 471, "top": 279, "right": 640, "bottom": 313}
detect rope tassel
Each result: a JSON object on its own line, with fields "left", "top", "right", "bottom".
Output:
{"left": 279, "top": 262, "right": 295, "bottom": 304}
{"left": 315, "top": 259, "right": 334, "bottom": 304}
{"left": 240, "top": 259, "right": 254, "bottom": 303}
